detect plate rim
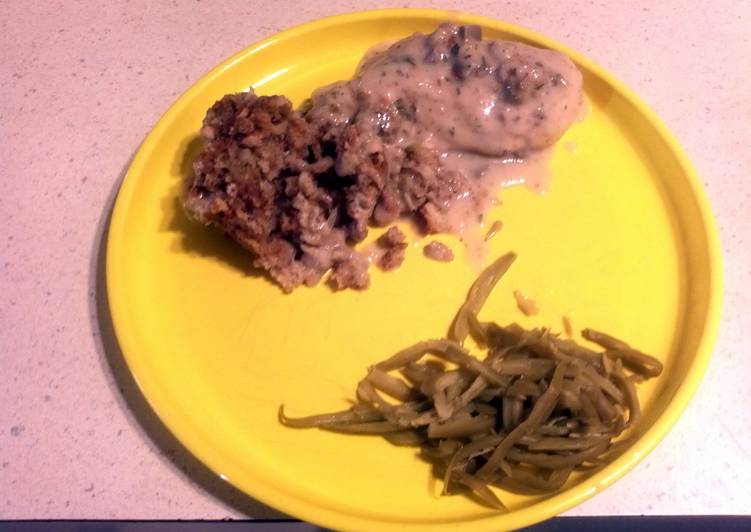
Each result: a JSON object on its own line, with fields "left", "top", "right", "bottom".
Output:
{"left": 106, "top": 8, "right": 723, "bottom": 530}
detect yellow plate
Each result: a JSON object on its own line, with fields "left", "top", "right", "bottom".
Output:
{"left": 107, "top": 8, "right": 721, "bottom": 531}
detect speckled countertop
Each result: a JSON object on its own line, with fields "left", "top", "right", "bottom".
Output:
{"left": 1, "top": 0, "right": 750, "bottom": 520}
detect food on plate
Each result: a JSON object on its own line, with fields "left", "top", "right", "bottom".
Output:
{"left": 424, "top": 241, "right": 455, "bottom": 262}
{"left": 280, "top": 252, "right": 663, "bottom": 508}
{"left": 513, "top": 290, "right": 539, "bottom": 316}
{"left": 185, "top": 23, "right": 583, "bottom": 292}
{"left": 376, "top": 226, "right": 408, "bottom": 271}
{"left": 562, "top": 315, "right": 574, "bottom": 337}
{"left": 484, "top": 220, "right": 503, "bottom": 241}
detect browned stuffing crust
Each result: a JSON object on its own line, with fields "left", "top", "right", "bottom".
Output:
{"left": 423, "top": 241, "right": 455, "bottom": 262}
{"left": 376, "top": 226, "right": 408, "bottom": 271}
{"left": 185, "top": 90, "right": 463, "bottom": 291}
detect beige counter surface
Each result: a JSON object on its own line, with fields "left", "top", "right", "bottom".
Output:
{"left": 2, "top": 0, "right": 749, "bottom": 519}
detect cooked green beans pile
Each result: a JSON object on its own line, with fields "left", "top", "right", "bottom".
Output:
{"left": 279, "top": 252, "right": 664, "bottom": 509}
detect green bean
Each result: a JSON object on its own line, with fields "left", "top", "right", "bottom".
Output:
{"left": 421, "top": 438, "right": 461, "bottom": 460}
{"left": 497, "top": 358, "right": 556, "bottom": 380}
{"left": 383, "top": 430, "right": 425, "bottom": 446}
{"left": 401, "top": 361, "right": 445, "bottom": 385}
{"left": 476, "top": 361, "right": 568, "bottom": 480}
{"left": 459, "top": 376, "right": 489, "bottom": 408}
{"left": 375, "top": 340, "right": 446, "bottom": 372}
{"left": 585, "top": 386, "right": 617, "bottom": 423}
{"left": 582, "top": 366, "right": 625, "bottom": 403}
{"left": 421, "top": 369, "right": 463, "bottom": 398}
{"left": 502, "top": 397, "right": 523, "bottom": 431}
{"left": 495, "top": 466, "right": 572, "bottom": 494}
{"left": 367, "top": 368, "right": 416, "bottom": 402}
{"left": 280, "top": 251, "right": 663, "bottom": 511}
{"left": 538, "top": 422, "right": 574, "bottom": 437}
{"left": 582, "top": 329, "right": 663, "bottom": 377}
{"left": 278, "top": 404, "right": 383, "bottom": 428}
{"left": 506, "top": 378, "right": 542, "bottom": 399}
{"left": 450, "top": 252, "right": 516, "bottom": 342}
{"left": 559, "top": 379, "right": 583, "bottom": 411}
{"left": 526, "top": 436, "right": 608, "bottom": 452}
{"left": 581, "top": 328, "right": 631, "bottom": 351}
{"left": 467, "top": 312, "right": 490, "bottom": 345}
{"left": 323, "top": 421, "right": 402, "bottom": 434}
{"left": 507, "top": 440, "right": 610, "bottom": 468}
{"left": 451, "top": 434, "right": 506, "bottom": 464}
{"left": 471, "top": 402, "right": 497, "bottom": 416}
{"left": 355, "top": 380, "right": 395, "bottom": 418}
{"left": 612, "top": 360, "right": 641, "bottom": 425}
{"left": 453, "top": 471, "right": 507, "bottom": 509}
{"left": 428, "top": 415, "right": 495, "bottom": 439}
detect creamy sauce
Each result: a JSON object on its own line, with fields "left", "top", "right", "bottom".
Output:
{"left": 308, "top": 24, "right": 583, "bottom": 257}
{"left": 348, "top": 25, "right": 582, "bottom": 155}
{"left": 437, "top": 148, "right": 553, "bottom": 264}
{"left": 440, "top": 147, "right": 554, "bottom": 195}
